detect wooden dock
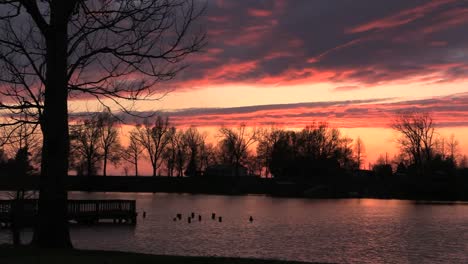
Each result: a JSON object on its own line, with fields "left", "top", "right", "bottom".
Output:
{"left": 0, "top": 199, "right": 137, "bottom": 227}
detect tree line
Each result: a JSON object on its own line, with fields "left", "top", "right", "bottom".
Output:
{"left": 2, "top": 110, "right": 467, "bottom": 182}
{"left": 65, "top": 110, "right": 366, "bottom": 178}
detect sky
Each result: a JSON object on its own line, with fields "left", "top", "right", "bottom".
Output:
{"left": 68, "top": 0, "right": 468, "bottom": 174}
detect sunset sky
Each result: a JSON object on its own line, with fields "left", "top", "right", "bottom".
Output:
{"left": 70, "top": 0, "right": 468, "bottom": 173}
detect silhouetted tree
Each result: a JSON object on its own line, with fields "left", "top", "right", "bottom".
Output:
{"left": 96, "top": 110, "right": 121, "bottom": 176}
{"left": 446, "top": 134, "right": 459, "bottom": 162}
{"left": 354, "top": 137, "right": 366, "bottom": 170}
{"left": 183, "top": 127, "right": 204, "bottom": 176}
{"left": 256, "top": 127, "right": 282, "bottom": 177}
{"left": 0, "top": 0, "right": 205, "bottom": 247}
{"left": 244, "top": 152, "right": 262, "bottom": 176}
{"left": 459, "top": 155, "right": 468, "bottom": 169}
{"left": 218, "top": 124, "right": 257, "bottom": 177}
{"left": 135, "top": 116, "right": 172, "bottom": 177}
{"left": 199, "top": 142, "right": 217, "bottom": 173}
{"left": 392, "top": 112, "right": 435, "bottom": 176}
{"left": 0, "top": 124, "right": 37, "bottom": 246}
{"left": 121, "top": 129, "right": 143, "bottom": 177}
{"left": 268, "top": 123, "right": 354, "bottom": 181}
{"left": 373, "top": 155, "right": 393, "bottom": 178}
{"left": 269, "top": 130, "right": 297, "bottom": 178}
{"left": 0, "top": 148, "right": 7, "bottom": 168}
{"left": 162, "top": 127, "right": 179, "bottom": 177}
{"left": 70, "top": 117, "right": 101, "bottom": 176}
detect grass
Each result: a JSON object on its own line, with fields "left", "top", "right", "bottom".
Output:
{"left": 0, "top": 245, "right": 321, "bottom": 264}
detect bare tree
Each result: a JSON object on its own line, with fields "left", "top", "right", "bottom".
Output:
{"left": 121, "top": 129, "right": 143, "bottom": 177}
{"left": 183, "top": 127, "right": 204, "bottom": 176}
{"left": 199, "top": 142, "right": 217, "bottom": 172}
{"left": 353, "top": 137, "right": 366, "bottom": 170}
{"left": 218, "top": 124, "right": 257, "bottom": 177}
{"left": 446, "top": 134, "right": 459, "bottom": 160}
{"left": 174, "top": 129, "right": 188, "bottom": 177}
{"left": 70, "top": 117, "right": 101, "bottom": 176}
{"left": 0, "top": 0, "right": 205, "bottom": 247}
{"left": 392, "top": 112, "right": 436, "bottom": 175}
{"left": 256, "top": 127, "right": 282, "bottom": 177}
{"left": 135, "top": 116, "right": 172, "bottom": 177}
{"left": 96, "top": 110, "right": 121, "bottom": 177}
{"left": 161, "top": 127, "right": 177, "bottom": 177}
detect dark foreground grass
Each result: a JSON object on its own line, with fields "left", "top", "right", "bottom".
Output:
{"left": 0, "top": 245, "right": 322, "bottom": 264}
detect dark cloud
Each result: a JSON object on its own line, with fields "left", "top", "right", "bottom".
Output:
{"left": 64, "top": 93, "right": 468, "bottom": 128}
{"left": 174, "top": 0, "right": 468, "bottom": 87}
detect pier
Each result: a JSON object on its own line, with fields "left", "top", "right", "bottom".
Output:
{"left": 0, "top": 199, "right": 137, "bottom": 227}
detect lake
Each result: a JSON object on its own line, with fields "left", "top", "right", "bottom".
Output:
{"left": 1, "top": 192, "right": 467, "bottom": 263}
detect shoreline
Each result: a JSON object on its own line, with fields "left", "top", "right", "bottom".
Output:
{"left": 1, "top": 175, "right": 467, "bottom": 202}
{"left": 0, "top": 246, "right": 322, "bottom": 264}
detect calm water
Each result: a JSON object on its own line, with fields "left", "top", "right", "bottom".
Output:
{"left": 1, "top": 192, "right": 467, "bottom": 263}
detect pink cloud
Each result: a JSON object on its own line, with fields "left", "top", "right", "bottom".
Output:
{"left": 247, "top": 8, "right": 273, "bottom": 17}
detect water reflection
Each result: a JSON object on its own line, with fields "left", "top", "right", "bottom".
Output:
{"left": 0, "top": 193, "right": 467, "bottom": 264}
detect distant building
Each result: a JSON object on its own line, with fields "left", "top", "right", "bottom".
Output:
{"left": 204, "top": 164, "right": 248, "bottom": 177}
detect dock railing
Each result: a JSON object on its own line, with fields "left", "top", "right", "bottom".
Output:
{"left": 0, "top": 199, "right": 137, "bottom": 226}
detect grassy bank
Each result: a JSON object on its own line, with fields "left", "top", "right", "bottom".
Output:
{"left": 0, "top": 246, "right": 320, "bottom": 264}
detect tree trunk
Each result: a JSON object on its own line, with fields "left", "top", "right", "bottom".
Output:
{"left": 134, "top": 156, "right": 138, "bottom": 177}
{"left": 152, "top": 155, "right": 157, "bottom": 177}
{"left": 103, "top": 151, "right": 108, "bottom": 176}
{"left": 11, "top": 198, "right": 23, "bottom": 247}
{"left": 87, "top": 156, "right": 93, "bottom": 176}
{"left": 32, "top": 3, "right": 72, "bottom": 248}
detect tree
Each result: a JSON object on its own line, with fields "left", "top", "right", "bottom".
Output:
{"left": 373, "top": 154, "right": 393, "bottom": 178}
{"left": 459, "top": 155, "right": 468, "bottom": 169}
{"left": 135, "top": 116, "right": 172, "bottom": 177}
{"left": 0, "top": 0, "right": 204, "bottom": 247}
{"left": 10, "top": 146, "right": 35, "bottom": 246}
{"left": 183, "top": 127, "right": 204, "bottom": 176}
{"left": 353, "top": 137, "right": 366, "bottom": 170}
{"left": 162, "top": 127, "right": 179, "bottom": 177}
{"left": 392, "top": 112, "right": 436, "bottom": 176}
{"left": 446, "top": 134, "right": 459, "bottom": 161}
{"left": 0, "top": 124, "right": 38, "bottom": 246}
{"left": 199, "top": 142, "right": 217, "bottom": 172}
{"left": 268, "top": 123, "right": 355, "bottom": 180}
{"left": 218, "top": 124, "right": 257, "bottom": 177}
{"left": 121, "top": 129, "right": 143, "bottom": 177}
{"left": 96, "top": 110, "right": 121, "bottom": 177}
{"left": 256, "top": 127, "right": 282, "bottom": 177}
{"left": 70, "top": 117, "right": 101, "bottom": 176}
